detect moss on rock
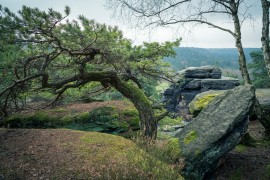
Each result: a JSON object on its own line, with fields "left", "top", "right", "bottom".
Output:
{"left": 184, "top": 130, "right": 197, "bottom": 145}
{"left": 189, "top": 90, "right": 226, "bottom": 116}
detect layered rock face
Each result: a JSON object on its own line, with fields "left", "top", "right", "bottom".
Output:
{"left": 175, "top": 85, "right": 256, "bottom": 179}
{"left": 161, "top": 66, "right": 240, "bottom": 112}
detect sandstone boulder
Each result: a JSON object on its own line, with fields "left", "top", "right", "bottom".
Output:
{"left": 175, "top": 85, "right": 255, "bottom": 179}
{"left": 161, "top": 66, "right": 239, "bottom": 112}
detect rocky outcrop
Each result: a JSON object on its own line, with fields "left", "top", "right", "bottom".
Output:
{"left": 174, "top": 85, "right": 255, "bottom": 179}
{"left": 161, "top": 66, "right": 240, "bottom": 112}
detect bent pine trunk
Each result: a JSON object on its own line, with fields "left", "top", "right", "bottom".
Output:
{"left": 112, "top": 78, "right": 157, "bottom": 140}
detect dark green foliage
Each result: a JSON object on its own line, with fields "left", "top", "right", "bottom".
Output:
{"left": 122, "top": 108, "right": 140, "bottom": 130}
{"left": 4, "top": 112, "right": 58, "bottom": 128}
{"left": 87, "top": 107, "right": 123, "bottom": 131}
{"left": 248, "top": 51, "right": 270, "bottom": 88}
{"left": 2, "top": 106, "right": 140, "bottom": 135}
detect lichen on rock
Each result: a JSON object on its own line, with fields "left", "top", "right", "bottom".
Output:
{"left": 184, "top": 130, "right": 197, "bottom": 144}
{"left": 189, "top": 90, "right": 227, "bottom": 116}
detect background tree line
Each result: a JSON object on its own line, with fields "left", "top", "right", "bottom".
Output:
{"left": 108, "top": 0, "right": 270, "bottom": 84}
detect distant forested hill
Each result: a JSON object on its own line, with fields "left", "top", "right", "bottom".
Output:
{"left": 164, "top": 47, "right": 260, "bottom": 70}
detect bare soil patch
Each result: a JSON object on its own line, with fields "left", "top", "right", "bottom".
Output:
{"left": 0, "top": 129, "right": 91, "bottom": 179}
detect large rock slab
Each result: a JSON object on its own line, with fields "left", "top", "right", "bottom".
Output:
{"left": 175, "top": 85, "right": 255, "bottom": 179}
{"left": 200, "top": 77, "right": 240, "bottom": 91}
{"left": 183, "top": 66, "right": 222, "bottom": 79}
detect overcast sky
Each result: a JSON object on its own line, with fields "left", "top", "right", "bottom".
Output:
{"left": 0, "top": 0, "right": 263, "bottom": 48}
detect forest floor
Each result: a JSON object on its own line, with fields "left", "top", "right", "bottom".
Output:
{"left": 0, "top": 101, "right": 270, "bottom": 179}
{"left": 208, "top": 120, "right": 270, "bottom": 180}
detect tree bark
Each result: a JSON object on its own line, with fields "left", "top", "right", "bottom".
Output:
{"left": 111, "top": 77, "right": 157, "bottom": 140}
{"left": 261, "top": 0, "right": 270, "bottom": 78}
{"left": 230, "top": 1, "right": 251, "bottom": 84}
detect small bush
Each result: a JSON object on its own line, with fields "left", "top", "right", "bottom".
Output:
{"left": 159, "top": 116, "right": 183, "bottom": 126}
{"left": 134, "top": 136, "right": 182, "bottom": 164}
{"left": 4, "top": 114, "right": 25, "bottom": 128}
{"left": 2, "top": 105, "right": 141, "bottom": 135}
{"left": 88, "top": 106, "right": 118, "bottom": 123}
{"left": 122, "top": 108, "right": 140, "bottom": 130}
{"left": 4, "top": 112, "right": 57, "bottom": 128}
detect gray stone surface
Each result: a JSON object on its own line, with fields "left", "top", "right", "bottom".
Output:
{"left": 161, "top": 66, "right": 239, "bottom": 112}
{"left": 174, "top": 85, "right": 255, "bottom": 179}
{"left": 183, "top": 66, "right": 222, "bottom": 79}
{"left": 200, "top": 77, "right": 239, "bottom": 91}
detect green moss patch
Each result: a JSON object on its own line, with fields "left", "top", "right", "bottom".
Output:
{"left": 189, "top": 91, "right": 226, "bottom": 116}
{"left": 235, "top": 144, "right": 248, "bottom": 153}
{"left": 184, "top": 130, "right": 197, "bottom": 144}
{"left": 159, "top": 116, "right": 183, "bottom": 126}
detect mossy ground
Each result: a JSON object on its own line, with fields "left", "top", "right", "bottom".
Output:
{"left": 0, "top": 129, "right": 183, "bottom": 179}
{"left": 2, "top": 100, "right": 140, "bottom": 136}
{"left": 234, "top": 144, "right": 247, "bottom": 153}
